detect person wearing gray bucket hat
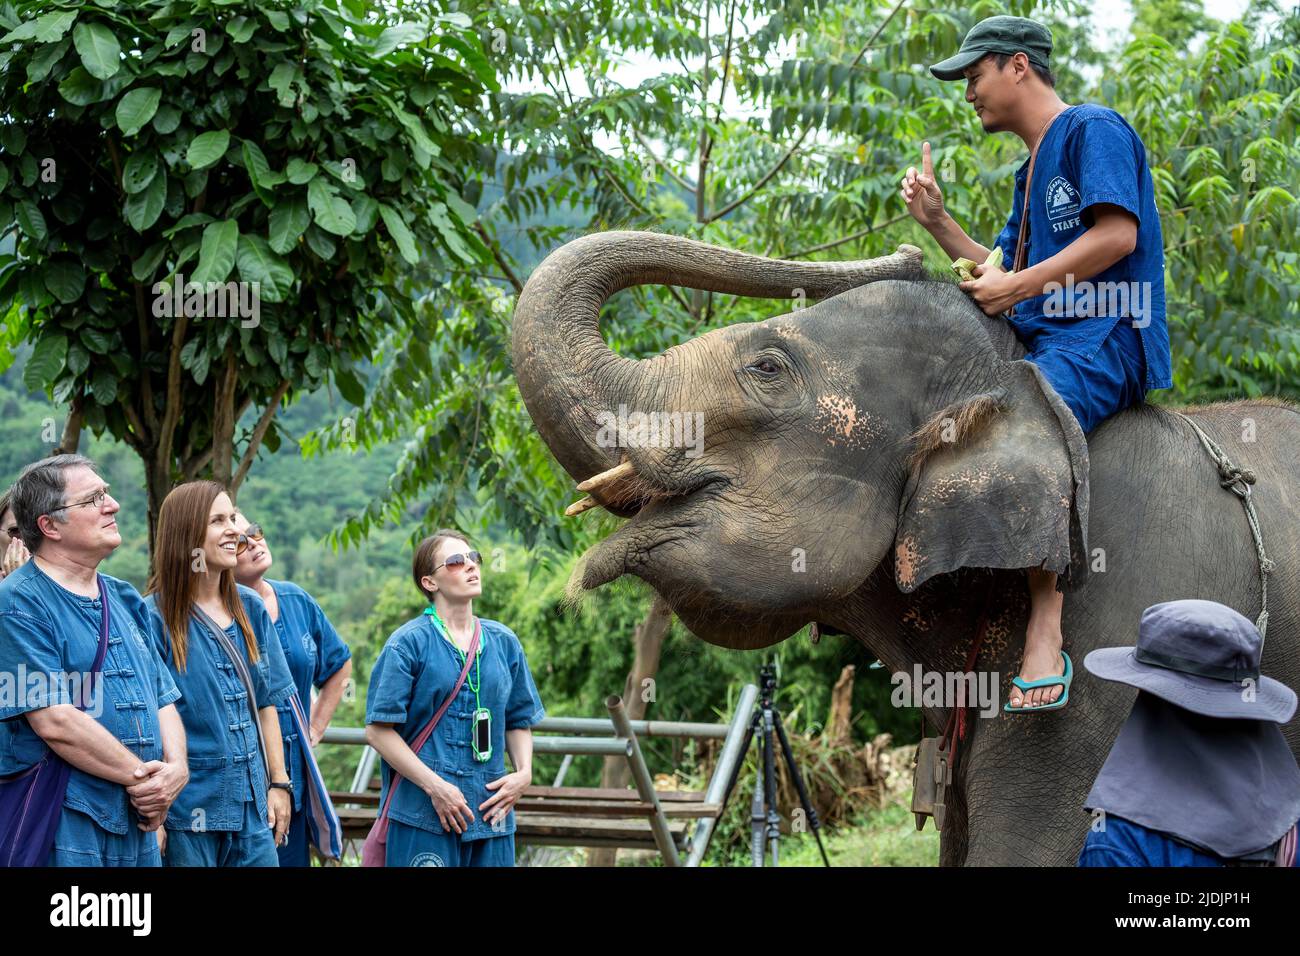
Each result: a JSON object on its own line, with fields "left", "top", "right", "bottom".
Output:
{"left": 901, "top": 15, "right": 1171, "bottom": 715}
{"left": 1077, "top": 599, "right": 1300, "bottom": 866}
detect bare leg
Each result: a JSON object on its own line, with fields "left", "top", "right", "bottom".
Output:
{"left": 1007, "top": 568, "right": 1067, "bottom": 708}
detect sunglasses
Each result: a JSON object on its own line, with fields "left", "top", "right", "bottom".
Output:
{"left": 235, "top": 524, "right": 265, "bottom": 555}
{"left": 4, "top": 525, "right": 17, "bottom": 540}
{"left": 433, "top": 551, "right": 481, "bottom": 573}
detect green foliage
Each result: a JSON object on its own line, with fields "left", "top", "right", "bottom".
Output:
{"left": 0, "top": 0, "right": 492, "bottom": 522}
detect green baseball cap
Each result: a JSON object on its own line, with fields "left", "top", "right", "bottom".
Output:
{"left": 928, "top": 15, "right": 1053, "bottom": 81}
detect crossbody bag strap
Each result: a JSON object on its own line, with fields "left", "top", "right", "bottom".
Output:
{"left": 77, "top": 575, "right": 112, "bottom": 710}
{"left": 192, "top": 605, "right": 271, "bottom": 782}
{"left": 1012, "top": 109, "right": 1068, "bottom": 274}
{"left": 374, "top": 619, "right": 481, "bottom": 825}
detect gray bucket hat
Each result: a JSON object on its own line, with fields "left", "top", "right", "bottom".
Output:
{"left": 1084, "top": 598, "right": 1296, "bottom": 723}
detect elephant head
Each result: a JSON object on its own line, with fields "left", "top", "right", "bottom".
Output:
{"left": 511, "top": 231, "right": 1090, "bottom": 649}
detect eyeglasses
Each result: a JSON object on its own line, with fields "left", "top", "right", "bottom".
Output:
{"left": 433, "top": 551, "right": 481, "bottom": 573}
{"left": 4, "top": 525, "right": 17, "bottom": 540}
{"left": 53, "top": 487, "right": 111, "bottom": 513}
{"left": 236, "top": 524, "right": 264, "bottom": 555}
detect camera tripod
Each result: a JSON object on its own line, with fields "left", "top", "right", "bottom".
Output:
{"left": 722, "top": 663, "right": 831, "bottom": 867}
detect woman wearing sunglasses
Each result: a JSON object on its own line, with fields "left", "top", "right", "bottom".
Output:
{"left": 231, "top": 513, "right": 352, "bottom": 866}
{"left": 365, "top": 529, "right": 546, "bottom": 867}
{"left": 143, "top": 481, "right": 296, "bottom": 866}
{"left": 0, "top": 488, "right": 32, "bottom": 581}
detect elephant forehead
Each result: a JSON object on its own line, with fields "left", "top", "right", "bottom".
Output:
{"left": 811, "top": 393, "right": 882, "bottom": 448}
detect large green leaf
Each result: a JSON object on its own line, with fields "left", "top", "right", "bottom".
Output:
{"left": 0, "top": 10, "right": 77, "bottom": 44}
{"left": 236, "top": 234, "right": 294, "bottom": 303}
{"left": 378, "top": 204, "right": 418, "bottom": 265}
{"left": 115, "top": 87, "right": 161, "bottom": 136}
{"left": 285, "top": 158, "right": 317, "bottom": 184}
{"left": 268, "top": 196, "right": 310, "bottom": 254}
{"left": 57, "top": 66, "right": 102, "bottom": 106}
{"left": 190, "top": 220, "right": 239, "bottom": 285}
{"left": 124, "top": 171, "right": 166, "bottom": 231}
{"left": 43, "top": 260, "right": 85, "bottom": 304}
{"left": 307, "top": 179, "right": 355, "bottom": 236}
{"left": 370, "top": 22, "right": 427, "bottom": 58}
{"left": 22, "top": 333, "right": 67, "bottom": 392}
{"left": 72, "top": 21, "right": 120, "bottom": 80}
{"left": 186, "top": 130, "right": 231, "bottom": 170}
{"left": 91, "top": 366, "right": 118, "bottom": 405}
{"left": 121, "top": 150, "right": 160, "bottom": 194}
{"left": 15, "top": 200, "right": 47, "bottom": 241}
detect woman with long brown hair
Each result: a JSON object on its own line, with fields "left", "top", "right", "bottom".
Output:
{"left": 144, "top": 481, "right": 296, "bottom": 866}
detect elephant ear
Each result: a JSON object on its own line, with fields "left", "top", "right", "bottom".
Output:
{"left": 893, "top": 360, "right": 1090, "bottom": 593}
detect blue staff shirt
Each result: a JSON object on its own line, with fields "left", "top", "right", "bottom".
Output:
{"left": 366, "top": 615, "right": 546, "bottom": 841}
{"left": 992, "top": 103, "right": 1171, "bottom": 391}
{"left": 266, "top": 579, "right": 351, "bottom": 813}
{"left": 1078, "top": 813, "right": 1300, "bottom": 866}
{"left": 144, "top": 586, "right": 294, "bottom": 832}
{"left": 0, "top": 562, "right": 180, "bottom": 837}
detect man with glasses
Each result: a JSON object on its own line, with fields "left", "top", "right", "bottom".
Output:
{"left": 0, "top": 455, "right": 189, "bottom": 865}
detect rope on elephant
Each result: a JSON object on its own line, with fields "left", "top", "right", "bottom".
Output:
{"left": 1174, "top": 411, "right": 1276, "bottom": 642}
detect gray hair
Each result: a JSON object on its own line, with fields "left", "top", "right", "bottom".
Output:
{"left": 10, "top": 454, "right": 97, "bottom": 554}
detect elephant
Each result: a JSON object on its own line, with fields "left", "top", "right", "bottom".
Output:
{"left": 510, "top": 230, "right": 1300, "bottom": 866}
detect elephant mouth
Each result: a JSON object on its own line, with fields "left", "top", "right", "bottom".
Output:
{"left": 567, "top": 457, "right": 728, "bottom": 590}
{"left": 566, "top": 456, "right": 726, "bottom": 521}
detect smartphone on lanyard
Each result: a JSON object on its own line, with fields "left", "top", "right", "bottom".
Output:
{"left": 472, "top": 707, "right": 492, "bottom": 762}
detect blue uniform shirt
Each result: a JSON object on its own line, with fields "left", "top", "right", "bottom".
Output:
{"left": 366, "top": 615, "right": 546, "bottom": 841}
{"left": 0, "top": 562, "right": 180, "bottom": 836}
{"left": 144, "top": 586, "right": 295, "bottom": 832}
{"left": 993, "top": 103, "right": 1171, "bottom": 391}
{"left": 266, "top": 579, "right": 351, "bottom": 813}
{"left": 1078, "top": 813, "right": 1300, "bottom": 866}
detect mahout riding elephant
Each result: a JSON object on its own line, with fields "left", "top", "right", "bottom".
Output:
{"left": 510, "top": 230, "right": 1300, "bottom": 865}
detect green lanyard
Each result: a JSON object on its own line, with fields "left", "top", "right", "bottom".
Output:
{"left": 425, "top": 607, "right": 492, "bottom": 762}
{"left": 425, "top": 606, "right": 481, "bottom": 707}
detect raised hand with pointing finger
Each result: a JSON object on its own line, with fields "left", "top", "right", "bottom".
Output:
{"left": 900, "top": 141, "right": 946, "bottom": 229}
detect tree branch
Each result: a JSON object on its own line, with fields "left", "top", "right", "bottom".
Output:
{"left": 703, "top": 0, "right": 908, "bottom": 224}
{"left": 784, "top": 212, "right": 910, "bottom": 259}
{"left": 231, "top": 379, "right": 292, "bottom": 495}
{"left": 134, "top": 283, "right": 157, "bottom": 432}
{"left": 56, "top": 395, "right": 84, "bottom": 455}
{"left": 155, "top": 314, "right": 190, "bottom": 474}
{"left": 632, "top": 129, "right": 696, "bottom": 193}
{"left": 474, "top": 222, "right": 523, "bottom": 294}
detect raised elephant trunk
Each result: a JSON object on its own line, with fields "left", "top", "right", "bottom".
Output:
{"left": 510, "top": 230, "right": 927, "bottom": 486}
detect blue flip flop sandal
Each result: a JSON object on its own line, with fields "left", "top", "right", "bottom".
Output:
{"left": 1003, "top": 651, "right": 1072, "bottom": 713}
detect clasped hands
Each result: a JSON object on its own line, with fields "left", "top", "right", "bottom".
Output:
{"left": 127, "top": 759, "right": 188, "bottom": 831}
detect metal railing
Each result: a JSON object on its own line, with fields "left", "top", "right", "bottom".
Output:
{"left": 320, "top": 683, "right": 757, "bottom": 866}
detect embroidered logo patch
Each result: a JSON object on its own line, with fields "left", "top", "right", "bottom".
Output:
{"left": 409, "top": 851, "right": 446, "bottom": 867}
{"left": 1045, "top": 176, "right": 1080, "bottom": 220}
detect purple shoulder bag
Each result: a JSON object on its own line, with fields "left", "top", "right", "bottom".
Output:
{"left": 0, "top": 575, "right": 110, "bottom": 867}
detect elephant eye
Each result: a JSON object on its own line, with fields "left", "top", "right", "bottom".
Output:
{"left": 746, "top": 358, "right": 780, "bottom": 377}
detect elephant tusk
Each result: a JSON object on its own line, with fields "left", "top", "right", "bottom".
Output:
{"left": 577, "top": 459, "right": 636, "bottom": 494}
{"left": 565, "top": 495, "right": 600, "bottom": 517}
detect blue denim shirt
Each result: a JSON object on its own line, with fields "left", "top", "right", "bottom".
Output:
{"left": 267, "top": 580, "right": 351, "bottom": 812}
{"left": 366, "top": 615, "right": 546, "bottom": 840}
{"left": 0, "top": 562, "right": 180, "bottom": 836}
{"left": 144, "top": 586, "right": 294, "bottom": 832}
{"left": 993, "top": 103, "right": 1171, "bottom": 391}
{"left": 1078, "top": 813, "right": 1300, "bottom": 866}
